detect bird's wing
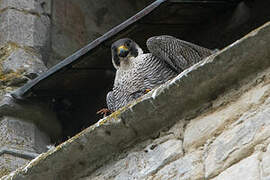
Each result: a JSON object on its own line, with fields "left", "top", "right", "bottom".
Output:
{"left": 146, "top": 35, "right": 213, "bottom": 73}
{"left": 106, "top": 91, "right": 116, "bottom": 111}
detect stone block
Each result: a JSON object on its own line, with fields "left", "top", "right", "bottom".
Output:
{"left": 0, "top": 116, "right": 51, "bottom": 177}
{"left": 0, "top": 154, "right": 29, "bottom": 177}
{"left": 168, "top": 120, "right": 185, "bottom": 139}
{"left": 0, "top": 0, "right": 51, "bottom": 15}
{"left": 0, "top": 44, "right": 47, "bottom": 82}
{"left": 204, "top": 101, "right": 270, "bottom": 178}
{"left": 0, "top": 9, "right": 50, "bottom": 52}
{"left": 0, "top": 116, "right": 50, "bottom": 153}
{"left": 211, "top": 153, "right": 260, "bottom": 180}
{"left": 262, "top": 153, "right": 270, "bottom": 179}
{"left": 145, "top": 150, "right": 203, "bottom": 180}
{"left": 88, "top": 139, "right": 183, "bottom": 180}
{"left": 260, "top": 142, "right": 270, "bottom": 180}
{"left": 184, "top": 83, "right": 270, "bottom": 152}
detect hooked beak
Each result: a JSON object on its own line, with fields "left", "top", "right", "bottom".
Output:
{"left": 117, "top": 45, "right": 129, "bottom": 58}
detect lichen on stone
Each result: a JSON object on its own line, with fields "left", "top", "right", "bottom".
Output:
{"left": 0, "top": 42, "right": 36, "bottom": 94}
{"left": 0, "top": 168, "right": 11, "bottom": 178}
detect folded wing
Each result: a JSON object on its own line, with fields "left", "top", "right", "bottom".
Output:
{"left": 146, "top": 35, "right": 213, "bottom": 73}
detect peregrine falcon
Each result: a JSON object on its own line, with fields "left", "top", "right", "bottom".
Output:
{"left": 98, "top": 35, "right": 213, "bottom": 115}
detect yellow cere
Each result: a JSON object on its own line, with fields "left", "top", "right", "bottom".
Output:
{"left": 117, "top": 45, "right": 128, "bottom": 53}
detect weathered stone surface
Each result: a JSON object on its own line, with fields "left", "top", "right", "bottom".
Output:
{"left": 0, "top": 116, "right": 50, "bottom": 177}
{"left": 146, "top": 150, "right": 203, "bottom": 180}
{"left": 0, "top": 0, "right": 51, "bottom": 15}
{"left": 0, "top": 154, "right": 29, "bottom": 177}
{"left": 86, "top": 138, "right": 183, "bottom": 180}
{"left": 211, "top": 153, "right": 261, "bottom": 180}
{"left": 260, "top": 142, "right": 270, "bottom": 180}
{"left": 0, "top": 116, "right": 50, "bottom": 153}
{"left": 204, "top": 98, "right": 270, "bottom": 178}
{"left": 0, "top": 5, "right": 49, "bottom": 95}
{"left": 0, "top": 38, "right": 47, "bottom": 95}
{"left": 0, "top": 43, "right": 47, "bottom": 76}
{"left": 167, "top": 119, "right": 185, "bottom": 140}
{"left": 0, "top": 9, "right": 50, "bottom": 52}
{"left": 184, "top": 81, "right": 270, "bottom": 152}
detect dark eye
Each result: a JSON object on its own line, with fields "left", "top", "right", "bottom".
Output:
{"left": 125, "top": 41, "right": 131, "bottom": 47}
{"left": 112, "top": 46, "right": 117, "bottom": 52}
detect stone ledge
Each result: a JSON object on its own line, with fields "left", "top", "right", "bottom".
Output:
{"left": 2, "top": 21, "right": 270, "bottom": 180}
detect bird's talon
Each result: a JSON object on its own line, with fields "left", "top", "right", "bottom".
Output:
{"left": 97, "top": 108, "right": 111, "bottom": 117}
{"left": 144, "top": 89, "right": 151, "bottom": 93}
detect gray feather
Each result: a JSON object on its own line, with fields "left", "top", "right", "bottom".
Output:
{"left": 147, "top": 35, "right": 213, "bottom": 73}
{"left": 106, "top": 91, "right": 115, "bottom": 111}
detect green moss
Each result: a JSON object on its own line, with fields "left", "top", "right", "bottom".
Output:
{"left": 98, "top": 106, "right": 128, "bottom": 126}
{"left": 0, "top": 42, "right": 27, "bottom": 93}
{"left": 0, "top": 69, "right": 25, "bottom": 82}
{"left": 0, "top": 42, "right": 19, "bottom": 77}
{"left": 5, "top": 156, "right": 11, "bottom": 164}
{"left": 0, "top": 167, "right": 11, "bottom": 178}
{"left": 22, "top": 46, "right": 39, "bottom": 57}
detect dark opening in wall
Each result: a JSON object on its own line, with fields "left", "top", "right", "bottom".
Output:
{"left": 13, "top": 0, "right": 270, "bottom": 143}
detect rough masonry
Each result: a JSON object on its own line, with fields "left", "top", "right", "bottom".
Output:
{"left": 0, "top": 0, "right": 63, "bottom": 176}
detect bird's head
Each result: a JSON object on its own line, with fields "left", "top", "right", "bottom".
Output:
{"left": 111, "top": 38, "right": 143, "bottom": 69}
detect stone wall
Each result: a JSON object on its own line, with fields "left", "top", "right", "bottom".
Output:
{"left": 85, "top": 66, "right": 270, "bottom": 180}
{"left": 0, "top": 0, "right": 62, "bottom": 176}
{"left": 0, "top": 0, "right": 49, "bottom": 95}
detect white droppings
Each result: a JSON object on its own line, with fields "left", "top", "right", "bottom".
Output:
{"left": 169, "top": 77, "right": 179, "bottom": 86}
{"left": 46, "top": 144, "right": 55, "bottom": 151}
{"left": 228, "top": 39, "right": 241, "bottom": 48}
{"left": 4, "top": 93, "right": 12, "bottom": 98}
{"left": 249, "top": 29, "right": 259, "bottom": 37}
{"left": 151, "top": 88, "right": 159, "bottom": 99}
{"left": 168, "top": 68, "right": 191, "bottom": 86}
{"left": 22, "top": 153, "right": 45, "bottom": 173}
